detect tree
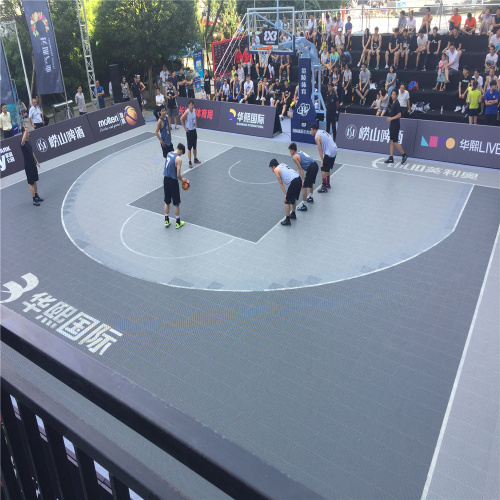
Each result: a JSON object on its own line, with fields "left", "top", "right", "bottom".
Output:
{"left": 92, "top": 0, "right": 201, "bottom": 103}
{"left": 237, "top": 0, "right": 343, "bottom": 18}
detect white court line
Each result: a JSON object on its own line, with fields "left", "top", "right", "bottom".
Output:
{"left": 421, "top": 220, "right": 500, "bottom": 500}
{"left": 228, "top": 160, "right": 278, "bottom": 185}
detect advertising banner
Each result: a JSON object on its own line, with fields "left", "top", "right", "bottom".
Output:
{"left": 177, "top": 97, "right": 220, "bottom": 131}
{"left": 336, "top": 113, "right": 418, "bottom": 156}
{"left": 22, "top": 0, "right": 64, "bottom": 94}
{"left": 0, "top": 135, "right": 24, "bottom": 178}
{"left": 413, "top": 120, "right": 500, "bottom": 170}
{"left": 30, "top": 113, "right": 93, "bottom": 162}
{"left": 86, "top": 99, "right": 145, "bottom": 142}
{"left": 291, "top": 58, "right": 317, "bottom": 145}
{"left": 193, "top": 49, "right": 204, "bottom": 98}
{"left": 0, "top": 39, "right": 14, "bottom": 105}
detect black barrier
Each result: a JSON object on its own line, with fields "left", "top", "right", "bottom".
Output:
{"left": 177, "top": 97, "right": 281, "bottom": 138}
{"left": 86, "top": 99, "right": 145, "bottom": 142}
{"left": 0, "top": 135, "right": 25, "bottom": 178}
{"left": 291, "top": 58, "right": 317, "bottom": 145}
{"left": 336, "top": 113, "right": 418, "bottom": 157}
{"left": 413, "top": 120, "right": 500, "bottom": 170}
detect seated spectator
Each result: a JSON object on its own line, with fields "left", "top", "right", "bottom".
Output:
{"left": 355, "top": 63, "right": 371, "bottom": 105}
{"left": 330, "top": 45, "right": 340, "bottom": 71}
{"left": 280, "top": 80, "right": 293, "bottom": 119}
{"left": 479, "top": 9, "right": 493, "bottom": 36}
{"left": 490, "top": 31, "right": 500, "bottom": 54}
{"left": 492, "top": 7, "right": 500, "bottom": 36}
{"left": 279, "top": 54, "right": 290, "bottom": 82}
{"left": 398, "top": 28, "right": 411, "bottom": 70}
{"left": 339, "top": 63, "right": 352, "bottom": 105}
{"left": 423, "top": 26, "right": 442, "bottom": 71}
{"left": 397, "top": 11, "right": 406, "bottom": 34}
{"left": 449, "top": 8, "right": 462, "bottom": 33}
{"left": 484, "top": 80, "right": 499, "bottom": 125}
{"left": 242, "top": 48, "right": 253, "bottom": 76}
{"left": 467, "top": 80, "right": 482, "bottom": 124}
{"left": 153, "top": 88, "right": 165, "bottom": 120}
{"left": 420, "top": 7, "right": 433, "bottom": 34}
{"left": 251, "top": 32, "right": 260, "bottom": 49}
{"left": 386, "top": 65, "right": 397, "bottom": 95}
{"left": 344, "top": 16, "right": 353, "bottom": 49}
{"left": 319, "top": 33, "right": 328, "bottom": 51}
{"left": 358, "top": 28, "right": 371, "bottom": 67}
{"left": 406, "top": 11, "right": 417, "bottom": 37}
{"left": 256, "top": 76, "right": 269, "bottom": 103}
{"left": 485, "top": 45, "right": 499, "bottom": 71}
{"left": 234, "top": 47, "right": 244, "bottom": 66}
{"left": 444, "top": 44, "right": 460, "bottom": 82}
{"left": 240, "top": 74, "right": 255, "bottom": 104}
{"left": 415, "top": 30, "right": 428, "bottom": 69}
{"left": 320, "top": 47, "right": 331, "bottom": 82}
{"left": 341, "top": 50, "right": 352, "bottom": 68}
{"left": 385, "top": 28, "right": 400, "bottom": 69}
{"left": 270, "top": 78, "right": 282, "bottom": 110}
{"left": 377, "top": 88, "right": 389, "bottom": 116}
{"left": 484, "top": 67, "right": 499, "bottom": 97}
{"left": 464, "top": 13, "right": 476, "bottom": 35}
{"left": 331, "top": 66, "right": 340, "bottom": 89}
{"left": 200, "top": 87, "right": 207, "bottom": 100}
{"left": 370, "top": 91, "right": 381, "bottom": 112}
{"left": 236, "top": 62, "right": 245, "bottom": 83}
{"left": 256, "top": 49, "right": 270, "bottom": 80}
{"left": 267, "top": 58, "right": 275, "bottom": 80}
{"left": 368, "top": 27, "right": 381, "bottom": 69}
{"left": 335, "top": 29, "right": 345, "bottom": 56}
{"left": 307, "top": 14, "right": 317, "bottom": 43}
{"left": 444, "top": 27, "right": 463, "bottom": 58}
{"left": 230, "top": 74, "right": 242, "bottom": 102}
{"left": 397, "top": 83, "right": 411, "bottom": 117}
{"left": 229, "top": 64, "right": 237, "bottom": 83}
{"left": 433, "top": 53, "right": 448, "bottom": 91}
{"left": 221, "top": 79, "right": 230, "bottom": 101}
{"left": 455, "top": 67, "right": 471, "bottom": 113}
{"left": 324, "top": 13, "right": 333, "bottom": 34}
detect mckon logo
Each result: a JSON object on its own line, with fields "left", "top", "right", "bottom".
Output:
{"left": 420, "top": 136, "right": 455, "bottom": 149}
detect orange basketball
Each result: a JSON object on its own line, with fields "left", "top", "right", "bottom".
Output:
{"left": 182, "top": 179, "right": 190, "bottom": 191}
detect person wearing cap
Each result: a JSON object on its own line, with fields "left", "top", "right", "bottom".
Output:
{"left": 324, "top": 82, "right": 338, "bottom": 140}
{"left": 269, "top": 158, "right": 302, "bottom": 226}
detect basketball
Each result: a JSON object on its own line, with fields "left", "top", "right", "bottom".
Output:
{"left": 124, "top": 106, "right": 138, "bottom": 126}
{"left": 182, "top": 179, "right": 190, "bottom": 191}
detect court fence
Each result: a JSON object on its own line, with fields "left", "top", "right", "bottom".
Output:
{"left": 0, "top": 305, "right": 323, "bottom": 500}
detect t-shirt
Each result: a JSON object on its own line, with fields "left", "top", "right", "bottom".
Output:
{"left": 417, "top": 34, "right": 428, "bottom": 47}
{"left": 242, "top": 52, "right": 252, "bottom": 63}
{"left": 185, "top": 73, "right": 194, "bottom": 91}
{"left": 468, "top": 89, "right": 482, "bottom": 109}
{"left": 486, "top": 53, "right": 498, "bottom": 67}
{"left": 155, "top": 93, "right": 165, "bottom": 106}
{"left": 406, "top": 18, "right": 416, "bottom": 31}
{"left": 130, "top": 81, "right": 141, "bottom": 99}
{"left": 345, "top": 22, "right": 352, "bottom": 33}
{"left": 96, "top": 85, "right": 105, "bottom": 104}
{"left": 397, "top": 16, "right": 406, "bottom": 31}
{"left": 237, "top": 67, "right": 245, "bottom": 82}
{"left": 335, "top": 34, "right": 345, "bottom": 46}
{"left": 28, "top": 105, "right": 42, "bottom": 124}
{"left": 446, "top": 49, "right": 460, "bottom": 71}
{"left": 0, "top": 111, "right": 12, "bottom": 131}
{"left": 74, "top": 92, "right": 86, "bottom": 113}
{"left": 473, "top": 75, "right": 484, "bottom": 87}
{"left": 448, "top": 33, "right": 462, "bottom": 48}
{"left": 244, "top": 80, "right": 254, "bottom": 94}
{"left": 389, "top": 35, "right": 399, "bottom": 50}
{"left": 21, "top": 140, "right": 36, "bottom": 168}
{"left": 399, "top": 35, "right": 410, "bottom": 51}
{"left": 490, "top": 33, "right": 500, "bottom": 48}
{"left": 342, "top": 51, "right": 352, "bottom": 64}
{"left": 251, "top": 35, "right": 260, "bottom": 47}
{"left": 449, "top": 14, "right": 462, "bottom": 28}
{"left": 343, "top": 69, "right": 352, "bottom": 83}
{"left": 386, "top": 72, "right": 397, "bottom": 86}
{"left": 459, "top": 75, "right": 471, "bottom": 92}
{"left": 234, "top": 50, "right": 243, "bottom": 64}
{"left": 464, "top": 17, "right": 476, "bottom": 30}
{"left": 330, "top": 52, "right": 340, "bottom": 67}
{"left": 484, "top": 89, "right": 499, "bottom": 114}
{"left": 397, "top": 90, "right": 410, "bottom": 108}
{"left": 160, "top": 70, "right": 169, "bottom": 86}
{"left": 389, "top": 100, "right": 401, "bottom": 128}
{"left": 359, "top": 69, "right": 371, "bottom": 85}
{"left": 321, "top": 52, "right": 330, "bottom": 64}
{"left": 493, "top": 14, "right": 500, "bottom": 34}
{"left": 428, "top": 34, "right": 440, "bottom": 53}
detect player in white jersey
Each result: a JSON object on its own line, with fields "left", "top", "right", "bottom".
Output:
{"left": 269, "top": 158, "right": 302, "bottom": 226}
{"left": 310, "top": 123, "right": 337, "bottom": 193}
{"left": 180, "top": 100, "right": 201, "bottom": 168}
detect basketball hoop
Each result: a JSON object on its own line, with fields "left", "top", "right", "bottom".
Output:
{"left": 256, "top": 45, "right": 272, "bottom": 67}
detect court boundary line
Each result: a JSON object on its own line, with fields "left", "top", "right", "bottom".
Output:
{"left": 421, "top": 220, "right": 500, "bottom": 500}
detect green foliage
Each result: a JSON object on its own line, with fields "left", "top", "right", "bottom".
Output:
{"left": 237, "top": 0, "right": 343, "bottom": 17}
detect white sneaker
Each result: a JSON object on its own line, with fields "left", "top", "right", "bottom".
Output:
{"left": 256, "top": 96, "right": 260, "bottom": 101}
{"left": 385, "top": 64, "right": 389, "bottom": 69}
{"left": 357, "top": 61, "right": 361, "bottom": 67}
{"left": 462, "top": 105, "right": 466, "bottom": 113}
{"left": 454, "top": 106, "right": 461, "bottom": 112}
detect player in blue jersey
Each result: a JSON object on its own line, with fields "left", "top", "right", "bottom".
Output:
{"left": 288, "top": 143, "right": 319, "bottom": 211}
{"left": 163, "top": 144, "right": 187, "bottom": 229}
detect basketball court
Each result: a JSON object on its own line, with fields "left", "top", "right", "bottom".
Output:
{"left": 1, "top": 120, "right": 499, "bottom": 499}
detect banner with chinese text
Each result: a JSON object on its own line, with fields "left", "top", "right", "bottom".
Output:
{"left": 0, "top": 39, "right": 15, "bottom": 105}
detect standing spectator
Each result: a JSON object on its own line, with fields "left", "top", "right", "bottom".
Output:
{"left": 20, "top": 126, "right": 43, "bottom": 206}
{"left": 180, "top": 100, "right": 201, "bottom": 168}
{"left": 415, "top": 30, "right": 428, "bottom": 70}
{"left": 478, "top": 8, "right": 493, "bottom": 36}
{"left": 420, "top": 7, "right": 433, "bottom": 34}
{"left": 406, "top": 11, "right": 417, "bottom": 36}
{"left": 423, "top": 26, "right": 441, "bottom": 71}
{"left": 464, "top": 13, "right": 477, "bottom": 35}
{"left": 384, "top": 90, "right": 408, "bottom": 165}
{"left": 130, "top": 75, "right": 145, "bottom": 115}
{"left": 397, "top": 83, "right": 411, "bottom": 117}
{"left": 483, "top": 67, "right": 499, "bottom": 98}
{"left": 34, "top": 95, "right": 49, "bottom": 126}
{"left": 358, "top": 28, "right": 371, "bottom": 67}
{"left": 160, "top": 64, "right": 169, "bottom": 92}
{"left": 385, "top": 28, "right": 400, "bottom": 69}
{"left": 204, "top": 72, "right": 211, "bottom": 99}
{"left": 355, "top": 63, "right": 371, "bottom": 105}
{"left": 28, "top": 97, "right": 43, "bottom": 129}
{"left": 433, "top": 53, "right": 448, "bottom": 91}
{"left": 397, "top": 11, "right": 406, "bottom": 34}
{"left": 177, "top": 69, "right": 187, "bottom": 98}
{"left": 466, "top": 80, "right": 482, "bottom": 124}
{"left": 242, "top": 47, "right": 253, "bottom": 76}
{"left": 121, "top": 76, "right": 130, "bottom": 102}
{"left": 169, "top": 71, "right": 178, "bottom": 96}
{"left": 0, "top": 103, "right": 13, "bottom": 138}
{"left": 449, "top": 8, "right": 462, "bottom": 33}
{"left": 367, "top": 27, "right": 381, "bottom": 70}
{"left": 385, "top": 65, "right": 397, "bottom": 95}
{"left": 484, "top": 80, "right": 499, "bottom": 125}
{"left": 95, "top": 80, "right": 105, "bottom": 109}
{"left": 485, "top": 45, "right": 499, "bottom": 71}
{"left": 165, "top": 79, "right": 178, "bottom": 129}
{"left": 398, "top": 28, "right": 411, "bottom": 70}
{"left": 339, "top": 63, "right": 352, "bottom": 105}
{"left": 324, "top": 82, "right": 338, "bottom": 140}
{"left": 74, "top": 86, "right": 87, "bottom": 115}
{"left": 455, "top": 67, "right": 471, "bottom": 113}
{"left": 185, "top": 68, "right": 195, "bottom": 98}
{"left": 234, "top": 46, "right": 244, "bottom": 67}
{"left": 154, "top": 88, "right": 165, "bottom": 120}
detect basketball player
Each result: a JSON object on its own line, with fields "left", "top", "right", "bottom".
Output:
{"left": 288, "top": 143, "right": 319, "bottom": 210}
{"left": 269, "top": 158, "right": 302, "bottom": 226}
{"left": 180, "top": 100, "right": 201, "bottom": 168}
{"left": 310, "top": 123, "right": 337, "bottom": 193}
{"left": 163, "top": 143, "right": 187, "bottom": 229}
{"left": 20, "top": 126, "right": 43, "bottom": 206}
{"left": 155, "top": 106, "right": 173, "bottom": 158}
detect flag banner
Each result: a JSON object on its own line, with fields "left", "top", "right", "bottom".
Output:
{"left": 22, "top": 0, "right": 64, "bottom": 94}
{"left": 193, "top": 49, "right": 203, "bottom": 98}
{"left": 0, "top": 39, "right": 15, "bottom": 105}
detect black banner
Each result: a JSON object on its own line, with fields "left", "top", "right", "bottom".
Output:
{"left": 291, "top": 58, "right": 316, "bottom": 145}
{"left": 86, "top": 99, "right": 145, "bottom": 141}
{"left": 0, "top": 39, "right": 14, "bottom": 105}
{"left": 22, "top": 0, "right": 64, "bottom": 94}
{"left": 0, "top": 136, "right": 24, "bottom": 178}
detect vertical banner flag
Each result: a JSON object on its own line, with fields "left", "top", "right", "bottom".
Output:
{"left": 193, "top": 49, "right": 204, "bottom": 98}
{"left": 0, "top": 39, "right": 15, "bottom": 105}
{"left": 22, "top": 0, "right": 64, "bottom": 94}
{"left": 291, "top": 58, "right": 317, "bottom": 145}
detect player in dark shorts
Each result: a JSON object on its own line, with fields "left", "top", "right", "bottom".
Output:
{"left": 20, "top": 126, "right": 43, "bottom": 206}
{"left": 155, "top": 106, "right": 173, "bottom": 158}
{"left": 269, "top": 158, "right": 302, "bottom": 226}
{"left": 163, "top": 143, "right": 187, "bottom": 229}
{"left": 310, "top": 123, "right": 337, "bottom": 193}
{"left": 288, "top": 143, "right": 319, "bottom": 211}
{"left": 385, "top": 90, "right": 408, "bottom": 164}
{"left": 180, "top": 100, "right": 200, "bottom": 168}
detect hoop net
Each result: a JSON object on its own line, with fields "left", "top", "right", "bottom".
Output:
{"left": 256, "top": 46, "right": 272, "bottom": 66}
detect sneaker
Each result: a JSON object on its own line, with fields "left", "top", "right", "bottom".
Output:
{"left": 194, "top": 158, "right": 201, "bottom": 164}
{"left": 165, "top": 219, "right": 170, "bottom": 227}
{"left": 384, "top": 157, "right": 394, "bottom": 164}
{"left": 462, "top": 105, "right": 466, "bottom": 113}
{"left": 401, "top": 153, "right": 408, "bottom": 165}
{"left": 189, "top": 161, "right": 193, "bottom": 168}
{"left": 34, "top": 195, "right": 44, "bottom": 202}
{"left": 318, "top": 186, "right": 328, "bottom": 193}
{"left": 175, "top": 125, "right": 179, "bottom": 129}
{"left": 287, "top": 77, "right": 290, "bottom": 82}
{"left": 394, "top": 65, "right": 398, "bottom": 70}
{"left": 357, "top": 61, "right": 361, "bottom": 67}
{"left": 404, "top": 66, "right": 407, "bottom": 70}
{"left": 375, "top": 66, "right": 379, "bottom": 70}
{"left": 422, "top": 66, "right": 426, "bottom": 71}
{"left": 290, "top": 212, "right": 297, "bottom": 220}
{"left": 384, "top": 64, "right": 389, "bottom": 69}
{"left": 306, "top": 196, "right": 314, "bottom": 203}
{"left": 297, "top": 204, "right": 308, "bottom": 211}
{"left": 325, "top": 183, "right": 331, "bottom": 189}
{"left": 175, "top": 220, "right": 185, "bottom": 229}
{"left": 454, "top": 106, "right": 461, "bottom": 112}
{"left": 256, "top": 96, "right": 261, "bottom": 101}
{"left": 280, "top": 115, "right": 284, "bottom": 120}
{"left": 280, "top": 218, "right": 291, "bottom": 226}
{"left": 33, "top": 200, "right": 40, "bottom": 206}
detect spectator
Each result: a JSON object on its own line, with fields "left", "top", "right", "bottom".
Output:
{"left": 324, "top": 13, "right": 333, "bottom": 33}
{"left": 28, "top": 97, "right": 43, "bottom": 129}
{"left": 331, "top": 67, "right": 340, "bottom": 89}
{"left": 472, "top": 68, "right": 484, "bottom": 89}
{"left": 177, "top": 69, "right": 187, "bottom": 98}
{"left": 455, "top": 67, "right": 471, "bottom": 113}
{"left": 280, "top": 80, "right": 293, "bottom": 119}
{"left": 339, "top": 63, "right": 352, "bottom": 105}
{"left": 337, "top": 15, "right": 344, "bottom": 34}
{"left": 484, "top": 80, "right": 499, "bottom": 125}
{"left": 377, "top": 88, "right": 389, "bottom": 116}
{"left": 267, "top": 57, "right": 276, "bottom": 80}
{"left": 341, "top": 50, "right": 352, "bottom": 67}
{"left": 368, "top": 26, "right": 381, "bottom": 70}
{"left": 464, "top": 13, "right": 476, "bottom": 35}
{"left": 492, "top": 7, "right": 500, "bottom": 35}
{"left": 200, "top": 86, "right": 207, "bottom": 100}
{"left": 169, "top": 71, "right": 178, "bottom": 95}
{"left": 320, "top": 46, "right": 331, "bottom": 82}
{"left": 324, "top": 82, "right": 338, "bottom": 139}
{"left": 444, "top": 44, "right": 460, "bottom": 83}
{"left": 0, "top": 103, "right": 13, "bottom": 138}
{"left": 423, "top": 26, "right": 442, "bottom": 71}
{"left": 397, "top": 83, "right": 411, "bottom": 117}
{"left": 213, "top": 75, "right": 222, "bottom": 101}
{"left": 398, "top": 28, "right": 411, "bottom": 70}
{"left": 121, "top": 76, "right": 130, "bottom": 102}
{"left": 281, "top": 54, "right": 292, "bottom": 82}
{"left": 356, "top": 63, "right": 371, "bottom": 105}
{"left": 397, "top": 11, "right": 406, "bottom": 34}
{"left": 221, "top": 78, "right": 230, "bottom": 101}
{"left": 370, "top": 91, "right": 381, "bottom": 112}
{"left": 231, "top": 74, "right": 242, "bottom": 102}
{"left": 74, "top": 85, "right": 87, "bottom": 115}
{"left": 307, "top": 14, "right": 317, "bottom": 43}
{"left": 204, "top": 72, "right": 211, "bottom": 99}
{"left": 344, "top": 16, "right": 352, "bottom": 49}
{"left": 185, "top": 68, "right": 195, "bottom": 98}
{"left": 483, "top": 67, "right": 499, "bottom": 98}
{"left": 256, "top": 76, "right": 269, "bottom": 103}
{"left": 444, "top": 27, "right": 463, "bottom": 57}
{"left": 165, "top": 79, "right": 178, "bottom": 129}
{"left": 234, "top": 46, "right": 244, "bottom": 66}
{"left": 415, "top": 30, "right": 428, "bottom": 70}
{"left": 478, "top": 9, "right": 493, "bottom": 36}
{"left": 467, "top": 80, "right": 482, "bottom": 124}
{"left": 242, "top": 47, "right": 253, "bottom": 76}
{"left": 240, "top": 74, "right": 254, "bottom": 104}
{"left": 130, "top": 75, "right": 145, "bottom": 115}
{"left": 330, "top": 45, "right": 340, "bottom": 72}
{"left": 335, "top": 29, "right": 345, "bottom": 56}
{"left": 236, "top": 62, "right": 245, "bottom": 83}
{"left": 433, "top": 53, "right": 448, "bottom": 91}
{"left": 256, "top": 49, "right": 270, "bottom": 80}
{"left": 406, "top": 11, "right": 417, "bottom": 36}
{"left": 385, "top": 65, "right": 397, "bottom": 95}
{"left": 251, "top": 31, "right": 260, "bottom": 48}
{"left": 385, "top": 28, "right": 400, "bottom": 69}
{"left": 420, "top": 7, "right": 433, "bottom": 34}
{"left": 154, "top": 88, "right": 165, "bottom": 120}
{"left": 269, "top": 78, "right": 281, "bottom": 107}
{"left": 19, "top": 99, "right": 27, "bottom": 119}
{"left": 358, "top": 28, "right": 371, "bottom": 67}
{"left": 486, "top": 45, "right": 499, "bottom": 71}
{"left": 160, "top": 64, "right": 169, "bottom": 92}
{"left": 35, "top": 95, "right": 49, "bottom": 126}
{"left": 449, "top": 8, "right": 462, "bottom": 33}
{"left": 490, "top": 31, "right": 500, "bottom": 54}
{"left": 95, "top": 80, "right": 105, "bottom": 109}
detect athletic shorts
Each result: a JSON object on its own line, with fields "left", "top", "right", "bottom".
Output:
{"left": 389, "top": 125, "right": 400, "bottom": 142}
{"left": 321, "top": 154, "right": 336, "bottom": 172}
{"left": 164, "top": 176, "right": 181, "bottom": 206}
{"left": 186, "top": 129, "right": 197, "bottom": 150}
{"left": 167, "top": 106, "right": 178, "bottom": 118}
{"left": 161, "top": 142, "right": 174, "bottom": 158}
{"left": 468, "top": 108, "right": 479, "bottom": 117}
{"left": 25, "top": 164, "right": 39, "bottom": 185}
{"left": 303, "top": 162, "right": 319, "bottom": 188}
{"left": 285, "top": 176, "right": 302, "bottom": 204}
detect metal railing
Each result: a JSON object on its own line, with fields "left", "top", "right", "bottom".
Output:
{"left": 1, "top": 306, "right": 324, "bottom": 500}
